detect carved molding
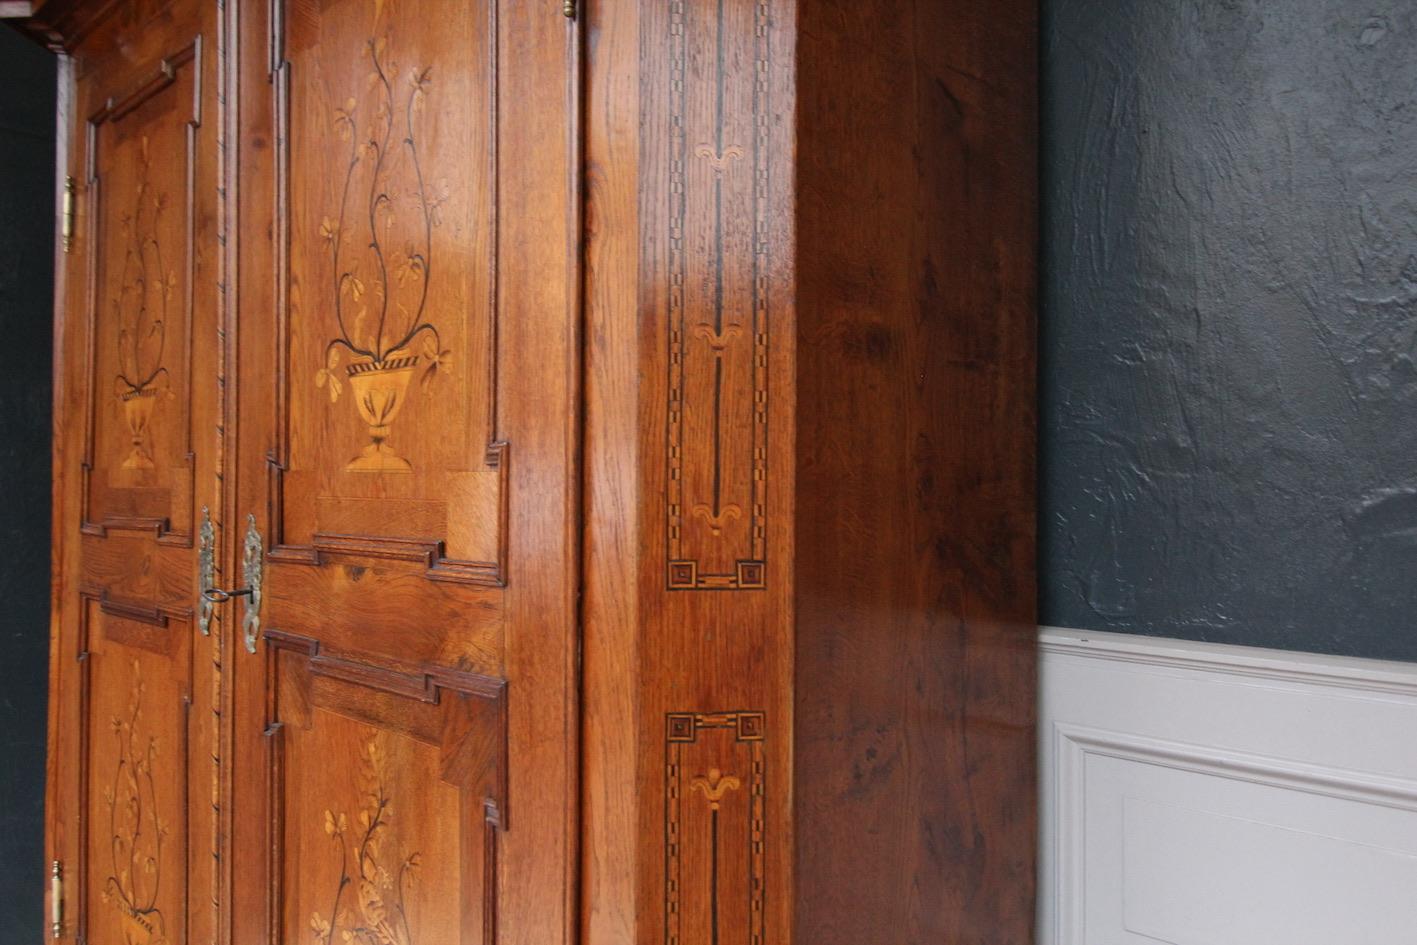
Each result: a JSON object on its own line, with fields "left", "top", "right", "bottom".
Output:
{"left": 9, "top": 0, "right": 128, "bottom": 52}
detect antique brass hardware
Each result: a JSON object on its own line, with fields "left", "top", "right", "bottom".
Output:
{"left": 198, "top": 507, "right": 215, "bottom": 634}
{"left": 61, "top": 177, "right": 75, "bottom": 254}
{"left": 563, "top": 0, "right": 575, "bottom": 18}
{"left": 241, "top": 514, "right": 264, "bottom": 654}
{"left": 50, "top": 860, "right": 62, "bottom": 938}
{"left": 198, "top": 514, "right": 264, "bottom": 653}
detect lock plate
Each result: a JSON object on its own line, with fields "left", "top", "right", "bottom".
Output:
{"left": 198, "top": 507, "right": 215, "bottom": 635}
{"left": 241, "top": 514, "right": 263, "bottom": 653}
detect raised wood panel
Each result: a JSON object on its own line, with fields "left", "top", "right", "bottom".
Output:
{"left": 265, "top": 633, "right": 506, "bottom": 945}
{"left": 82, "top": 40, "right": 199, "bottom": 542}
{"left": 269, "top": 0, "right": 504, "bottom": 585}
{"left": 77, "top": 594, "right": 193, "bottom": 945}
{"left": 261, "top": 564, "right": 503, "bottom": 675}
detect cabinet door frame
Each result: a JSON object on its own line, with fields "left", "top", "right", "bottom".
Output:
{"left": 226, "top": 2, "right": 583, "bottom": 944}
{"left": 43, "top": 4, "right": 226, "bottom": 944}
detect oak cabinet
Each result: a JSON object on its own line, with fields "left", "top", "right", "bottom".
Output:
{"left": 18, "top": 0, "right": 1035, "bottom": 943}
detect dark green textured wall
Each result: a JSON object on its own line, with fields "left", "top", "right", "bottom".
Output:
{"left": 0, "top": 23, "right": 54, "bottom": 937}
{"left": 1041, "top": 1, "right": 1417, "bottom": 659}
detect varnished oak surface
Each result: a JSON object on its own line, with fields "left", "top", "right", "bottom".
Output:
{"left": 34, "top": 0, "right": 1035, "bottom": 942}
{"left": 584, "top": 1, "right": 795, "bottom": 943}
{"left": 229, "top": 2, "right": 580, "bottom": 944}
{"left": 41, "top": 0, "right": 581, "bottom": 943}
{"left": 793, "top": 1, "right": 1038, "bottom": 941}
{"left": 583, "top": 1, "right": 1037, "bottom": 944}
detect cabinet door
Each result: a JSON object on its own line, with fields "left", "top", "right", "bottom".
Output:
{"left": 46, "top": 2, "right": 223, "bottom": 943}
{"left": 229, "top": 2, "right": 580, "bottom": 943}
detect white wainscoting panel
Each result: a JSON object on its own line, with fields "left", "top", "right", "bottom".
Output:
{"left": 1039, "top": 627, "right": 1417, "bottom": 945}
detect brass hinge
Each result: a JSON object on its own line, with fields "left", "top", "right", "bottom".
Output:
{"left": 61, "top": 177, "right": 75, "bottom": 254}
{"left": 562, "top": 0, "right": 576, "bottom": 18}
{"left": 50, "top": 860, "right": 63, "bottom": 938}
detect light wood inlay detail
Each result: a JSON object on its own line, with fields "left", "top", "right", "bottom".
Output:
{"left": 665, "top": 712, "right": 766, "bottom": 945}
{"left": 664, "top": 0, "right": 772, "bottom": 591}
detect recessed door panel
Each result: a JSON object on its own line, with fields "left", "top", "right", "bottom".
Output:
{"left": 80, "top": 602, "right": 192, "bottom": 945}
{"left": 273, "top": 0, "right": 504, "bottom": 586}
{"left": 267, "top": 634, "right": 503, "bottom": 945}
{"left": 84, "top": 41, "right": 199, "bottom": 539}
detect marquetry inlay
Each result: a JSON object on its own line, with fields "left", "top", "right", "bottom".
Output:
{"left": 665, "top": 711, "right": 766, "bottom": 945}
{"left": 664, "top": 0, "right": 773, "bottom": 591}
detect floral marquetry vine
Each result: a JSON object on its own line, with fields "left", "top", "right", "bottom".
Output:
{"left": 315, "top": 12, "right": 451, "bottom": 473}
{"left": 102, "top": 660, "right": 171, "bottom": 945}
{"left": 309, "top": 738, "right": 423, "bottom": 945}
{"left": 112, "top": 136, "right": 175, "bottom": 472}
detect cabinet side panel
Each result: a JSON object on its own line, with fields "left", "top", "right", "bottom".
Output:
{"left": 636, "top": 0, "right": 798, "bottom": 941}
{"left": 792, "top": 1, "right": 1039, "bottom": 942}
{"left": 582, "top": 1, "right": 796, "bottom": 943}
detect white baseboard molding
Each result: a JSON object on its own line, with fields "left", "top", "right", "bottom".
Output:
{"left": 1039, "top": 627, "right": 1417, "bottom": 945}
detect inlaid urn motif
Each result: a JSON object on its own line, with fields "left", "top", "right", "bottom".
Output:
{"left": 344, "top": 352, "right": 420, "bottom": 472}
{"left": 315, "top": 20, "right": 450, "bottom": 474}
{"left": 118, "top": 384, "right": 162, "bottom": 470}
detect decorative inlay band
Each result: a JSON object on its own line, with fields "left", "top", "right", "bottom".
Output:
{"left": 664, "top": 0, "right": 772, "bottom": 590}
{"left": 665, "top": 711, "right": 766, "bottom": 945}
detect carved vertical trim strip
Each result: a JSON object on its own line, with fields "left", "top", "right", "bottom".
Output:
{"left": 483, "top": 801, "right": 500, "bottom": 945}
{"left": 664, "top": 711, "right": 767, "bottom": 945}
{"left": 665, "top": 740, "right": 682, "bottom": 945}
{"left": 267, "top": 0, "right": 292, "bottom": 556}
{"left": 665, "top": 0, "right": 771, "bottom": 591}
{"left": 749, "top": 749, "right": 765, "bottom": 945}
{"left": 212, "top": 1, "right": 234, "bottom": 937}
{"left": 75, "top": 605, "right": 92, "bottom": 945}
